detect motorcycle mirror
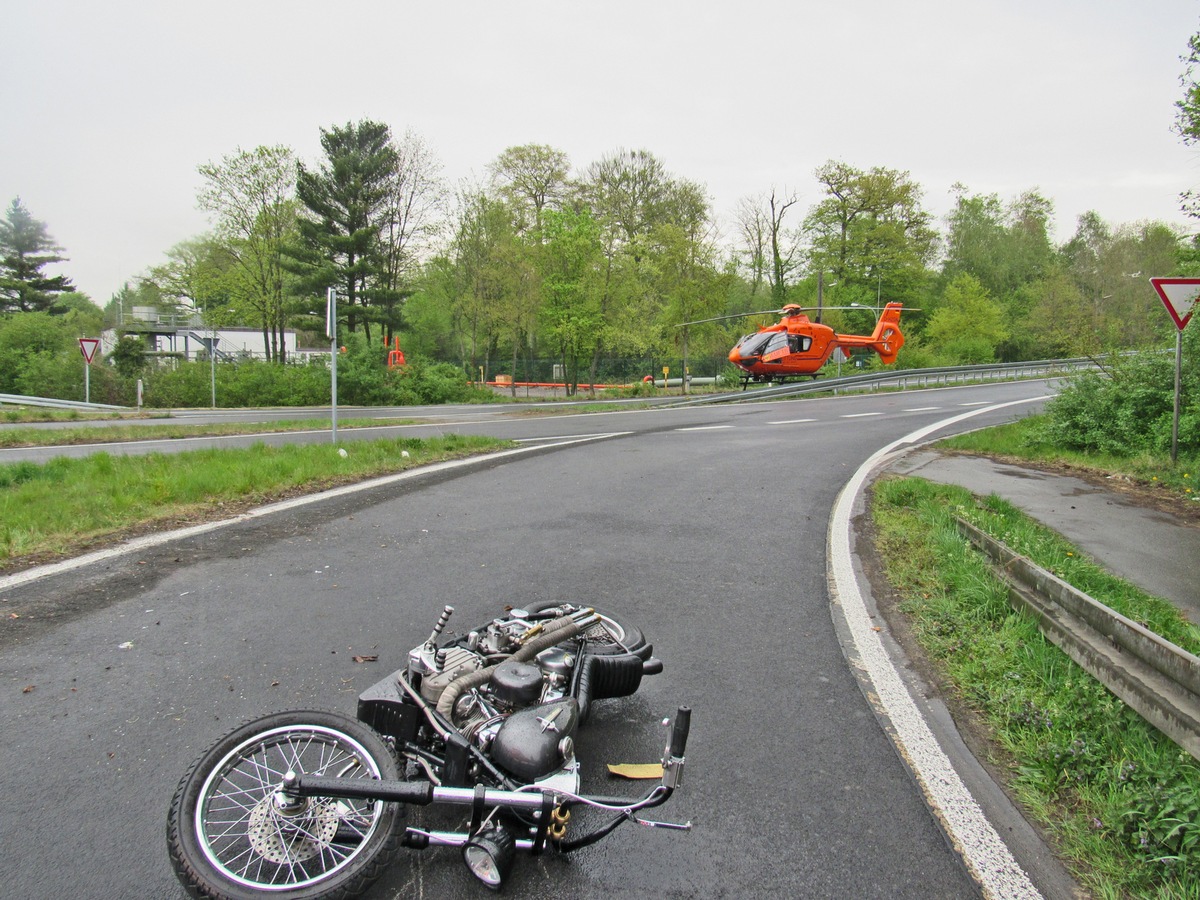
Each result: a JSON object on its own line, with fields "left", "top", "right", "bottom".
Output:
{"left": 463, "top": 825, "right": 516, "bottom": 889}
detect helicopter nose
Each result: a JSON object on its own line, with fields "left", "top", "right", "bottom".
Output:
{"left": 729, "top": 350, "right": 754, "bottom": 370}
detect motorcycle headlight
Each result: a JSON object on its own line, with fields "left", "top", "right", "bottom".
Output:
{"left": 462, "top": 826, "right": 516, "bottom": 889}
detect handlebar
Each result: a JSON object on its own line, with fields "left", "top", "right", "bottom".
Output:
{"left": 668, "top": 706, "right": 691, "bottom": 759}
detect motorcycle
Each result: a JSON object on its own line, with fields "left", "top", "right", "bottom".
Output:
{"left": 167, "top": 601, "right": 691, "bottom": 898}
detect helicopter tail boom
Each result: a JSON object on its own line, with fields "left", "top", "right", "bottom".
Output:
{"left": 833, "top": 302, "right": 906, "bottom": 364}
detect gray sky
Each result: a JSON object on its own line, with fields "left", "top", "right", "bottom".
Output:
{"left": 4, "top": 0, "right": 1199, "bottom": 305}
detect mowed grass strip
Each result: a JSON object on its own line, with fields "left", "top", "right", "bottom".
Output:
{"left": 0, "top": 417, "right": 422, "bottom": 449}
{"left": 0, "top": 434, "right": 511, "bottom": 563}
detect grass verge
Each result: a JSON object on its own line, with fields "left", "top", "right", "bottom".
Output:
{"left": 0, "top": 417, "right": 429, "bottom": 448}
{"left": 0, "top": 434, "right": 512, "bottom": 568}
{"left": 871, "top": 472, "right": 1200, "bottom": 898}
{"left": 941, "top": 416, "right": 1200, "bottom": 504}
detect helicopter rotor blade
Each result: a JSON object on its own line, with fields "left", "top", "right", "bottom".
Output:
{"left": 675, "top": 309, "right": 783, "bottom": 327}
{"left": 676, "top": 303, "right": 919, "bottom": 328}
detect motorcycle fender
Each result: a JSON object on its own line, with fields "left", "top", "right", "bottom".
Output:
{"left": 357, "top": 669, "right": 420, "bottom": 745}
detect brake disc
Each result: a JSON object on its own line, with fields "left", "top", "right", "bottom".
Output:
{"left": 247, "top": 797, "right": 340, "bottom": 863}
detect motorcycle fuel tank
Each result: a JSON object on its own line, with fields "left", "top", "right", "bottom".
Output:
{"left": 491, "top": 699, "right": 580, "bottom": 782}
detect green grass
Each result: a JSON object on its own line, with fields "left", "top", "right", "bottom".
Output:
{"left": 1, "top": 407, "right": 132, "bottom": 424}
{"left": 0, "top": 417, "right": 424, "bottom": 448}
{"left": 872, "top": 474, "right": 1200, "bottom": 897}
{"left": 942, "top": 415, "right": 1200, "bottom": 503}
{"left": 0, "top": 434, "right": 511, "bottom": 564}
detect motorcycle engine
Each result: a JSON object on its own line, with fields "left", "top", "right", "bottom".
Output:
{"left": 408, "top": 610, "right": 582, "bottom": 785}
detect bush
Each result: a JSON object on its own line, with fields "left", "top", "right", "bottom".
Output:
{"left": 1036, "top": 347, "right": 1196, "bottom": 456}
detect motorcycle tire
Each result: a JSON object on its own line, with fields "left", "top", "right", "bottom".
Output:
{"left": 522, "top": 601, "right": 648, "bottom": 657}
{"left": 167, "top": 710, "right": 403, "bottom": 900}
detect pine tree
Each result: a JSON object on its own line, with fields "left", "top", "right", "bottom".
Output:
{"left": 289, "top": 120, "right": 398, "bottom": 342}
{"left": 0, "top": 198, "right": 75, "bottom": 313}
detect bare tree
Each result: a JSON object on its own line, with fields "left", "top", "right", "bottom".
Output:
{"left": 379, "top": 130, "right": 447, "bottom": 344}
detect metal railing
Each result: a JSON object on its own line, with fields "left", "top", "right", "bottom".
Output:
{"left": 958, "top": 517, "right": 1200, "bottom": 762}
{"left": 669, "top": 357, "right": 1101, "bottom": 406}
{"left": 0, "top": 393, "right": 129, "bottom": 412}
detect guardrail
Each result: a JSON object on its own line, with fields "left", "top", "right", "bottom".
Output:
{"left": 956, "top": 517, "right": 1200, "bottom": 762}
{"left": 670, "top": 357, "right": 1101, "bottom": 406}
{"left": 0, "top": 393, "right": 129, "bottom": 412}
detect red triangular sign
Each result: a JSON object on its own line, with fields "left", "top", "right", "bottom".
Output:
{"left": 1150, "top": 278, "right": 1200, "bottom": 331}
{"left": 79, "top": 337, "right": 100, "bottom": 364}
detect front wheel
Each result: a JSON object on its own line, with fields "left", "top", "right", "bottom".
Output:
{"left": 167, "top": 710, "right": 402, "bottom": 900}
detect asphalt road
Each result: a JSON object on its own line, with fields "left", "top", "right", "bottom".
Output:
{"left": 0, "top": 382, "right": 1053, "bottom": 899}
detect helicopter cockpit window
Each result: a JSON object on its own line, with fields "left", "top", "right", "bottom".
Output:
{"left": 761, "top": 331, "right": 790, "bottom": 361}
{"left": 736, "top": 332, "right": 774, "bottom": 357}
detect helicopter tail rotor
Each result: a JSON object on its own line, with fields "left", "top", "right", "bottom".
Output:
{"left": 869, "top": 303, "right": 906, "bottom": 364}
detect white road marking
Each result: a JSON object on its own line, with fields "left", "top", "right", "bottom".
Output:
{"left": 768, "top": 418, "right": 818, "bottom": 425}
{"left": 840, "top": 412, "right": 882, "bottom": 418}
{"left": 828, "top": 396, "right": 1048, "bottom": 899}
{"left": 675, "top": 425, "right": 734, "bottom": 431}
{"left": 904, "top": 406, "right": 941, "bottom": 412}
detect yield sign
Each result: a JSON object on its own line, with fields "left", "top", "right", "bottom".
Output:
{"left": 1150, "top": 277, "right": 1200, "bottom": 331}
{"left": 78, "top": 337, "right": 100, "bottom": 364}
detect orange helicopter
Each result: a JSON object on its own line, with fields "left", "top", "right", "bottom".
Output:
{"left": 685, "top": 302, "right": 909, "bottom": 387}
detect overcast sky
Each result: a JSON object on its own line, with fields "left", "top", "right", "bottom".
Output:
{"left": 4, "top": 0, "right": 1199, "bottom": 306}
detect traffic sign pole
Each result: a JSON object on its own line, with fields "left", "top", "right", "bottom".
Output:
{"left": 78, "top": 337, "right": 100, "bottom": 404}
{"left": 327, "top": 288, "right": 338, "bottom": 444}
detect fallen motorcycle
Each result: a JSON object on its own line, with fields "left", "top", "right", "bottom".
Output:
{"left": 167, "top": 601, "right": 691, "bottom": 898}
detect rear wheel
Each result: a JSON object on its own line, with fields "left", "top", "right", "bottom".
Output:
{"left": 522, "top": 601, "right": 648, "bottom": 657}
{"left": 167, "top": 710, "right": 402, "bottom": 900}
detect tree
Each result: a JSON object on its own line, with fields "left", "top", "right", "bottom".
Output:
{"left": 488, "top": 144, "right": 570, "bottom": 235}
{"left": 377, "top": 130, "right": 446, "bottom": 346}
{"left": 1175, "top": 30, "right": 1200, "bottom": 218}
{"left": 145, "top": 236, "right": 241, "bottom": 330}
{"left": 537, "top": 207, "right": 605, "bottom": 394}
{"left": 924, "top": 274, "right": 1009, "bottom": 363}
{"left": 804, "top": 162, "right": 936, "bottom": 310}
{"left": 197, "top": 146, "right": 298, "bottom": 361}
{"left": 0, "top": 198, "right": 75, "bottom": 313}
{"left": 732, "top": 195, "right": 770, "bottom": 298}
{"left": 290, "top": 120, "right": 398, "bottom": 343}
{"left": 1023, "top": 266, "right": 1094, "bottom": 358}
{"left": 574, "top": 149, "right": 714, "bottom": 393}
{"left": 1060, "top": 212, "right": 1182, "bottom": 351}
{"left": 579, "top": 148, "right": 672, "bottom": 260}
{"left": 442, "top": 191, "right": 532, "bottom": 376}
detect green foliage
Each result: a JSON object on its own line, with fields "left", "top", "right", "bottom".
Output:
{"left": 873, "top": 477, "right": 1200, "bottom": 895}
{"left": 0, "top": 311, "right": 97, "bottom": 397}
{"left": 1176, "top": 30, "right": 1200, "bottom": 219}
{"left": 923, "top": 273, "right": 1010, "bottom": 363}
{"left": 135, "top": 349, "right": 488, "bottom": 409}
{"left": 0, "top": 198, "right": 75, "bottom": 313}
{"left": 1036, "top": 335, "right": 1200, "bottom": 455}
{"left": 109, "top": 336, "right": 147, "bottom": 378}
{"left": 290, "top": 120, "right": 399, "bottom": 343}
{"left": 804, "top": 160, "right": 937, "bottom": 309}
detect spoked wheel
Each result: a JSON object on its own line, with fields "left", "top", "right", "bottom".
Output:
{"left": 522, "top": 601, "right": 648, "bottom": 657}
{"left": 168, "top": 710, "right": 402, "bottom": 900}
